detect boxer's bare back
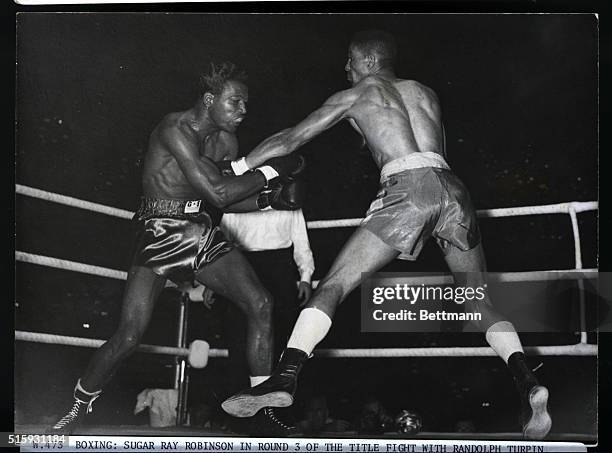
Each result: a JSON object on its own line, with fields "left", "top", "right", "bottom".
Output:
{"left": 245, "top": 74, "right": 444, "bottom": 170}
{"left": 345, "top": 77, "right": 444, "bottom": 168}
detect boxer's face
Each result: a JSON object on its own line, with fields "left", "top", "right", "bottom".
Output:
{"left": 345, "top": 45, "right": 370, "bottom": 86}
{"left": 208, "top": 80, "right": 248, "bottom": 132}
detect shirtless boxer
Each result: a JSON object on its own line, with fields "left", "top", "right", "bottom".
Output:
{"left": 50, "top": 62, "right": 303, "bottom": 436}
{"left": 220, "top": 31, "right": 552, "bottom": 440}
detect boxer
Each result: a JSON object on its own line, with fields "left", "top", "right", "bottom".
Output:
{"left": 221, "top": 32, "right": 552, "bottom": 440}
{"left": 50, "top": 62, "right": 303, "bottom": 436}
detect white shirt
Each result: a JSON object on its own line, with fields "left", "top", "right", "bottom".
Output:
{"left": 220, "top": 209, "right": 315, "bottom": 284}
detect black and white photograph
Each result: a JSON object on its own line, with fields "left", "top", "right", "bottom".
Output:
{"left": 12, "top": 7, "right": 603, "bottom": 452}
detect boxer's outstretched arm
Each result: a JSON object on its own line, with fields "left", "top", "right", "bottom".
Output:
{"left": 161, "top": 125, "right": 266, "bottom": 208}
{"left": 245, "top": 88, "right": 360, "bottom": 168}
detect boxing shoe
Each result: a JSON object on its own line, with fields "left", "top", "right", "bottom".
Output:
{"left": 520, "top": 385, "right": 552, "bottom": 440}
{"left": 48, "top": 380, "right": 101, "bottom": 435}
{"left": 245, "top": 408, "right": 299, "bottom": 437}
{"left": 222, "top": 348, "right": 309, "bottom": 418}
{"left": 507, "top": 352, "right": 552, "bottom": 440}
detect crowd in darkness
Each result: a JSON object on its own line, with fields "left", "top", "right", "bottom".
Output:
{"left": 15, "top": 13, "right": 597, "bottom": 436}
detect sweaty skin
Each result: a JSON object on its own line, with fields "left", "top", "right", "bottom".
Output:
{"left": 77, "top": 79, "right": 276, "bottom": 394}
{"left": 245, "top": 47, "right": 445, "bottom": 169}
{"left": 222, "top": 41, "right": 551, "bottom": 442}
{"left": 142, "top": 80, "right": 266, "bottom": 207}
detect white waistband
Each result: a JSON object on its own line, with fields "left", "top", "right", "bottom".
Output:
{"left": 380, "top": 152, "right": 451, "bottom": 181}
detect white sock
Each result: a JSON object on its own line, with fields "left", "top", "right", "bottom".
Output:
{"left": 485, "top": 321, "right": 524, "bottom": 363}
{"left": 286, "top": 307, "right": 333, "bottom": 356}
{"left": 250, "top": 376, "right": 270, "bottom": 387}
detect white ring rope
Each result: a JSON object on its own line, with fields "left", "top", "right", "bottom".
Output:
{"left": 314, "top": 344, "right": 597, "bottom": 358}
{"left": 307, "top": 201, "right": 598, "bottom": 229}
{"left": 16, "top": 184, "right": 134, "bottom": 220}
{"left": 16, "top": 251, "right": 127, "bottom": 280}
{"left": 14, "top": 250, "right": 598, "bottom": 285}
{"left": 15, "top": 331, "right": 228, "bottom": 358}
{"left": 16, "top": 184, "right": 597, "bottom": 228}
{"left": 15, "top": 251, "right": 177, "bottom": 288}
{"left": 15, "top": 330, "right": 596, "bottom": 358}
{"left": 15, "top": 183, "right": 598, "bottom": 281}
{"left": 15, "top": 184, "right": 599, "bottom": 358}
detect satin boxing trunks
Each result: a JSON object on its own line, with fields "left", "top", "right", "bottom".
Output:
{"left": 361, "top": 152, "right": 481, "bottom": 260}
{"left": 132, "top": 197, "right": 234, "bottom": 283}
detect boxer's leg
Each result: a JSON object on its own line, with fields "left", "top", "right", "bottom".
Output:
{"left": 288, "top": 227, "right": 400, "bottom": 351}
{"left": 50, "top": 265, "right": 166, "bottom": 433}
{"left": 222, "top": 227, "right": 399, "bottom": 417}
{"left": 196, "top": 248, "right": 305, "bottom": 436}
{"left": 440, "top": 243, "right": 506, "bottom": 332}
{"left": 195, "top": 248, "right": 274, "bottom": 380}
{"left": 81, "top": 266, "right": 167, "bottom": 390}
{"left": 441, "top": 242, "right": 551, "bottom": 439}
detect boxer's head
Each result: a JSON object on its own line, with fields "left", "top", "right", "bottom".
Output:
{"left": 346, "top": 30, "right": 397, "bottom": 85}
{"left": 200, "top": 62, "right": 248, "bottom": 132}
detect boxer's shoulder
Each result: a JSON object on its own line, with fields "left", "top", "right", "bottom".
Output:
{"left": 152, "top": 112, "right": 200, "bottom": 151}
{"left": 396, "top": 79, "right": 439, "bottom": 103}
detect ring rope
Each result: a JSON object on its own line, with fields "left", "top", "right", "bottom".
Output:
{"left": 15, "top": 330, "right": 228, "bottom": 358}
{"left": 15, "top": 251, "right": 177, "bottom": 288}
{"left": 16, "top": 251, "right": 127, "bottom": 280}
{"left": 15, "top": 184, "right": 599, "bottom": 353}
{"left": 313, "top": 344, "right": 597, "bottom": 358}
{"left": 15, "top": 330, "right": 596, "bottom": 358}
{"left": 308, "top": 200, "right": 598, "bottom": 229}
{"left": 16, "top": 184, "right": 134, "bottom": 220}
{"left": 16, "top": 184, "right": 597, "bottom": 228}
{"left": 15, "top": 251, "right": 597, "bottom": 284}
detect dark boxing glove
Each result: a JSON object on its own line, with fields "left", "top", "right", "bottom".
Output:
{"left": 256, "top": 179, "right": 305, "bottom": 211}
{"left": 263, "top": 154, "right": 306, "bottom": 179}
{"left": 255, "top": 154, "right": 306, "bottom": 187}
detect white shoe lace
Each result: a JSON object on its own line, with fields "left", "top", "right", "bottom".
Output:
{"left": 53, "top": 400, "right": 83, "bottom": 429}
{"left": 264, "top": 408, "right": 292, "bottom": 430}
{"left": 52, "top": 395, "right": 99, "bottom": 429}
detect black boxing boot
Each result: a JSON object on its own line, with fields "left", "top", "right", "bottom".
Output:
{"left": 222, "top": 348, "right": 309, "bottom": 418}
{"left": 48, "top": 379, "right": 101, "bottom": 434}
{"left": 507, "top": 352, "right": 552, "bottom": 439}
{"left": 245, "top": 408, "right": 299, "bottom": 437}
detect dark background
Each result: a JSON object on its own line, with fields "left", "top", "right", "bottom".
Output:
{"left": 14, "top": 12, "right": 599, "bottom": 438}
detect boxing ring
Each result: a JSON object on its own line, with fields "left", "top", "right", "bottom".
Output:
{"left": 15, "top": 183, "right": 598, "bottom": 437}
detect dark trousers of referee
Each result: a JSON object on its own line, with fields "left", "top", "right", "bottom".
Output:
{"left": 221, "top": 246, "right": 300, "bottom": 395}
